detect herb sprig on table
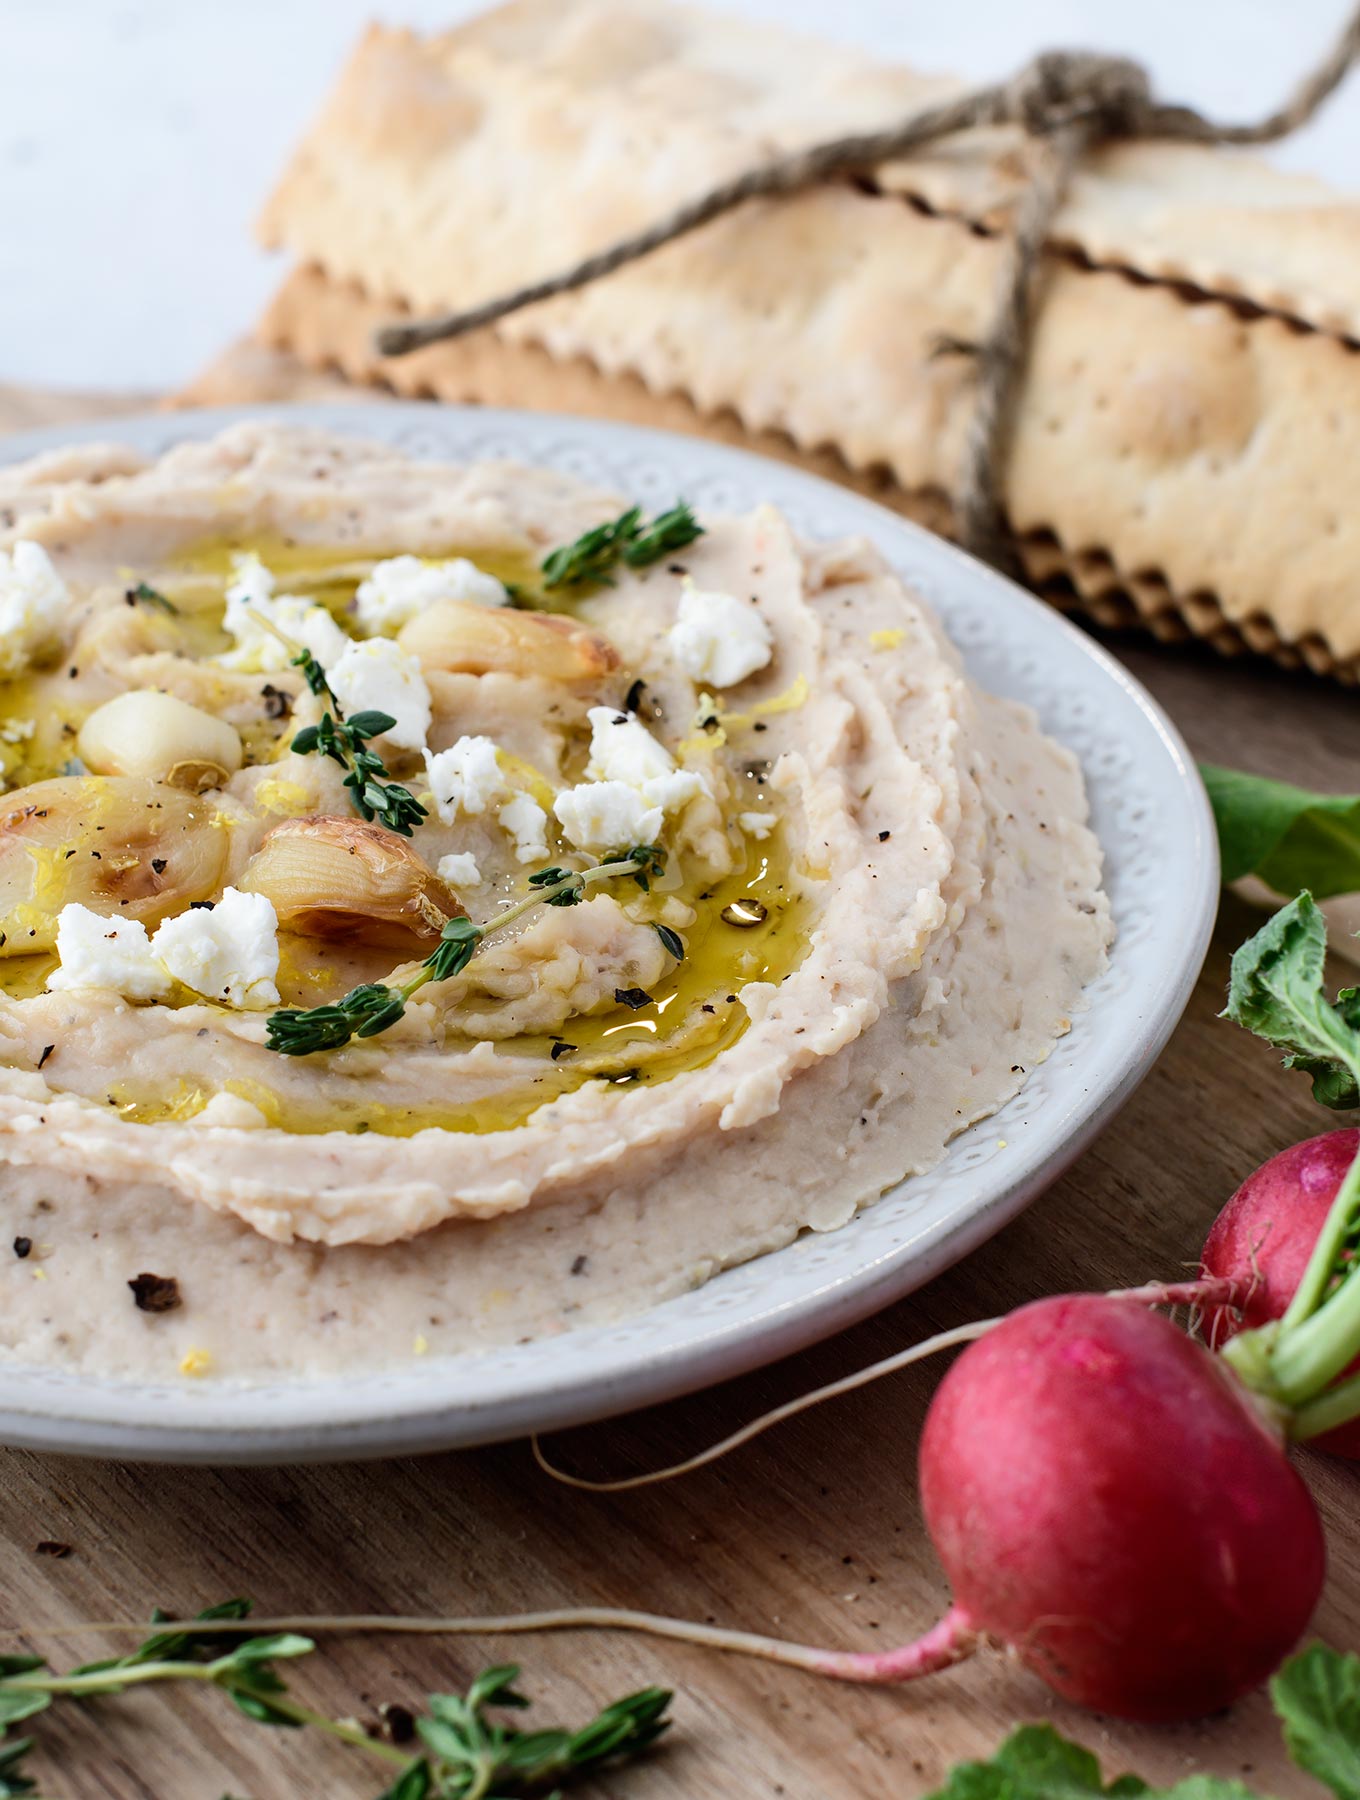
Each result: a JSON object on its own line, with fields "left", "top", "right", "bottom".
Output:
{"left": 541, "top": 502, "right": 702, "bottom": 590}
{"left": 266, "top": 844, "right": 672, "bottom": 1056}
{"left": 925, "top": 1641, "right": 1360, "bottom": 1798}
{"left": 0, "top": 1600, "right": 672, "bottom": 1799}
{"left": 286, "top": 644, "right": 428, "bottom": 838}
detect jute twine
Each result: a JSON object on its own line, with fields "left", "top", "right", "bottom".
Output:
{"left": 377, "top": 16, "right": 1360, "bottom": 574}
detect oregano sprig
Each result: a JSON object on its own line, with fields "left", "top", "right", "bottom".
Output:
{"left": 266, "top": 845, "right": 679, "bottom": 1056}
{"left": 541, "top": 503, "right": 702, "bottom": 590}
{"left": 0, "top": 1601, "right": 672, "bottom": 1799}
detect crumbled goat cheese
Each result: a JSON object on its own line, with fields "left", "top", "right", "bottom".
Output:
{"left": 739, "top": 810, "right": 775, "bottom": 839}
{"left": 191, "top": 1092, "right": 269, "bottom": 1129}
{"left": 499, "top": 793, "right": 550, "bottom": 865}
{"left": 355, "top": 555, "right": 508, "bottom": 633}
{"left": 218, "top": 554, "right": 348, "bottom": 674}
{"left": 570, "top": 708, "right": 706, "bottom": 850}
{"left": 642, "top": 769, "right": 706, "bottom": 812}
{"left": 0, "top": 541, "right": 68, "bottom": 678}
{"left": 437, "top": 850, "right": 485, "bottom": 889}
{"left": 47, "top": 907, "right": 171, "bottom": 1002}
{"left": 0, "top": 718, "right": 35, "bottom": 744}
{"left": 667, "top": 582, "right": 774, "bottom": 688}
{"left": 553, "top": 781, "right": 664, "bottom": 852}
{"left": 585, "top": 707, "right": 678, "bottom": 785}
{"left": 150, "top": 888, "right": 281, "bottom": 1010}
{"left": 328, "top": 638, "right": 432, "bottom": 750}
{"left": 424, "top": 736, "right": 509, "bottom": 821}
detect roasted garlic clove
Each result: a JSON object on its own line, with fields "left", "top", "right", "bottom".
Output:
{"left": 240, "top": 815, "right": 465, "bottom": 949}
{"left": 398, "top": 600, "right": 619, "bottom": 681}
{"left": 0, "top": 776, "right": 228, "bottom": 953}
{"left": 77, "top": 689, "right": 244, "bottom": 792}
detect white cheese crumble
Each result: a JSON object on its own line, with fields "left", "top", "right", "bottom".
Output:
{"left": 436, "top": 850, "right": 485, "bottom": 889}
{"left": 499, "top": 793, "right": 550, "bottom": 865}
{"left": 328, "top": 638, "right": 432, "bottom": 751}
{"left": 739, "top": 810, "right": 775, "bottom": 839}
{"left": 585, "top": 707, "right": 678, "bottom": 786}
{"left": 424, "top": 736, "right": 509, "bottom": 821}
{"left": 642, "top": 769, "right": 706, "bottom": 812}
{"left": 150, "top": 888, "right": 281, "bottom": 1010}
{"left": 218, "top": 554, "right": 349, "bottom": 675}
{"left": 355, "top": 555, "right": 508, "bottom": 633}
{"left": 553, "top": 781, "right": 664, "bottom": 853}
{"left": 0, "top": 541, "right": 68, "bottom": 678}
{"left": 667, "top": 582, "right": 774, "bottom": 688}
{"left": 47, "top": 908, "right": 171, "bottom": 1002}
{"left": 581, "top": 706, "right": 705, "bottom": 822}
{"left": 191, "top": 1092, "right": 269, "bottom": 1129}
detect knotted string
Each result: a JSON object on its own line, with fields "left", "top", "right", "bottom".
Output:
{"left": 377, "top": 17, "right": 1360, "bottom": 573}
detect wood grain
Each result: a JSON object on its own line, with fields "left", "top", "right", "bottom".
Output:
{"left": 1, "top": 384, "right": 1356, "bottom": 1800}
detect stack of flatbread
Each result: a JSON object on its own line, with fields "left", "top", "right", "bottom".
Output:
{"left": 193, "top": 0, "right": 1360, "bottom": 682}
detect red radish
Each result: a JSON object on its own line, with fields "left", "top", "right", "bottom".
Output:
{"left": 913, "top": 1293, "right": 1325, "bottom": 1720}
{"left": 1201, "top": 1129, "right": 1360, "bottom": 1457}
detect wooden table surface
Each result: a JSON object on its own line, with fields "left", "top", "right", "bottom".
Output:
{"left": 2, "top": 383, "right": 1357, "bottom": 1800}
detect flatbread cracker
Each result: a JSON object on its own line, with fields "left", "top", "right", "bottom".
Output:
{"left": 243, "top": 262, "right": 1356, "bottom": 680}
{"left": 253, "top": 2, "right": 1360, "bottom": 675}
{"left": 261, "top": 3, "right": 1360, "bottom": 337}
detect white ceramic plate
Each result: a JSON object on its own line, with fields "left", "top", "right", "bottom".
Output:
{"left": 0, "top": 404, "right": 1217, "bottom": 1463}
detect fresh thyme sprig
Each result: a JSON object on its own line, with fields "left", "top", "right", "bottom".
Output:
{"left": 277, "top": 634, "right": 428, "bottom": 838}
{"left": 266, "top": 844, "right": 676, "bottom": 1057}
{"left": 291, "top": 705, "right": 428, "bottom": 838}
{"left": 541, "top": 503, "right": 703, "bottom": 590}
{"left": 0, "top": 1601, "right": 672, "bottom": 1799}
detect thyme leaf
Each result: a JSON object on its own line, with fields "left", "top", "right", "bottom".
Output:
{"left": 541, "top": 502, "right": 702, "bottom": 590}
{"left": 652, "top": 922, "right": 686, "bottom": 961}
{"left": 125, "top": 580, "right": 179, "bottom": 616}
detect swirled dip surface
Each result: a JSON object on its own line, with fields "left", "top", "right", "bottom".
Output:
{"left": 0, "top": 426, "right": 1110, "bottom": 1379}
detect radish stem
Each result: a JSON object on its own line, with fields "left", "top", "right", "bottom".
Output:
{"left": 1288, "top": 1367, "right": 1360, "bottom": 1441}
{"left": 1223, "top": 1144, "right": 1360, "bottom": 1421}
{"left": 1279, "top": 1141, "right": 1360, "bottom": 1334}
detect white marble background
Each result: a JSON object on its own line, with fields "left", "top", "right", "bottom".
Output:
{"left": 4, "top": 0, "right": 1359, "bottom": 390}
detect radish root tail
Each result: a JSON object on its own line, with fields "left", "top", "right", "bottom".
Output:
{"left": 19, "top": 1603, "right": 981, "bottom": 1689}
{"left": 531, "top": 1316, "right": 1003, "bottom": 1494}
{"left": 532, "top": 1279, "right": 1242, "bottom": 1496}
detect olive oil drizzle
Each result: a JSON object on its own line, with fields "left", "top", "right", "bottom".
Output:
{"left": 0, "top": 537, "right": 814, "bottom": 1137}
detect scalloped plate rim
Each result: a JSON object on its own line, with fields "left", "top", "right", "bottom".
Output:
{"left": 0, "top": 403, "right": 1218, "bottom": 1463}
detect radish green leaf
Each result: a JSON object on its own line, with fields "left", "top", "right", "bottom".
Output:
{"left": 1272, "top": 1643, "right": 1360, "bottom": 1800}
{"left": 1202, "top": 764, "right": 1360, "bottom": 899}
{"left": 1223, "top": 893, "right": 1360, "bottom": 1109}
{"left": 923, "top": 1723, "right": 1258, "bottom": 1797}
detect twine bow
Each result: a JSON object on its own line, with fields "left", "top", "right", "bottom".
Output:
{"left": 377, "top": 13, "right": 1360, "bottom": 575}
